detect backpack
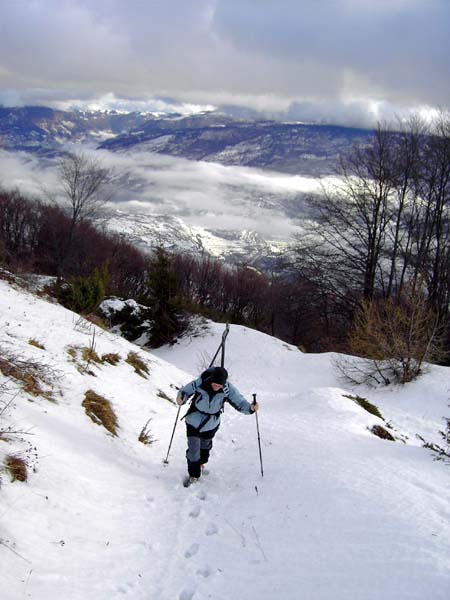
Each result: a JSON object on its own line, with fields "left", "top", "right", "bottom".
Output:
{"left": 182, "top": 383, "right": 230, "bottom": 424}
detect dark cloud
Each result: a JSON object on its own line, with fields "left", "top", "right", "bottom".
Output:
{"left": 0, "top": 0, "right": 448, "bottom": 124}
{"left": 212, "top": 0, "right": 450, "bottom": 104}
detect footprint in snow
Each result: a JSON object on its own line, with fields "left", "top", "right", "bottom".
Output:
{"left": 196, "top": 565, "right": 213, "bottom": 578}
{"left": 205, "top": 523, "right": 218, "bottom": 536}
{"left": 184, "top": 543, "right": 199, "bottom": 558}
{"left": 196, "top": 490, "right": 207, "bottom": 501}
{"left": 179, "top": 588, "right": 195, "bottom": 600}
{"left": 189, "top": 505, "right": 201, "bottom": 518}
{"left": 120, "top": 580, "right": 137, "bottom": 591}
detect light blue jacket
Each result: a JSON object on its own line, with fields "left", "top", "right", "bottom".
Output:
{"left": 180, "top": 373, "right": 254, "bottom": 432}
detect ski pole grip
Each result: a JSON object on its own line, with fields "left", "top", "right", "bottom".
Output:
{"left": 252, "top": 393, "right": 257, "bottom": 405}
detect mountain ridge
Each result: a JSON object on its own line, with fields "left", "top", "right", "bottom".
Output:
{"left": 0, "top": 105, "right": 372, "bottom": 174}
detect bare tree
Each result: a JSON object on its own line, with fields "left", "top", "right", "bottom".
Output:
{"left": 294, "top": 116, "right": 450, "bottom": 346}
{"left": 59, "top": 151, "right": 112, "bottom": 225}
{"left": 57, "top": 151, "right": 113, "bottom": 275}
{"left": 294, "top": 124, "right": 396, "bottom": 327}
{"left": 383, "top": 116, "right": 424, "bottom": 299}
{"left": 416, "top": 114, "right": 450, "bottom": 312}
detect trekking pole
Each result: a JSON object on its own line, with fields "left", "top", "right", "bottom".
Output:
{"left": 163, "top": 403, "right": 182, "bottom": 465}
{"left": 220, "top": 323, "right": 229, "bottom": 367}
{"left": 253, "top": 393, "right": 264, "bottom": 477}
{"left": 209, "top": 323, "right": 230, "bottom": 368}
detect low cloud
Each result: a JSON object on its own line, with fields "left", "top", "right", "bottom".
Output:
{"left": 0, "top": 147, "right": 325, "bottom": 240}
{"left": 0, "top": 88, "right": 444, "bottom": 130}
{"left": 284, "top": 99, "right": 442, "bottom": 129}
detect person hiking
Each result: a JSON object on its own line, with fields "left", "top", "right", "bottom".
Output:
{"left": 176, "top": 366, "right": 259, "bottom": 486}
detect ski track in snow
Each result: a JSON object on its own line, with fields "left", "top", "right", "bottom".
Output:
{"left": 1, "top": 279, "right": 450, "bottom": 600}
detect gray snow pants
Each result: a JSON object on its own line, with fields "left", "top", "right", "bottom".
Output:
{"left": 186, "top": 423, "right": 219, "bottom": 478}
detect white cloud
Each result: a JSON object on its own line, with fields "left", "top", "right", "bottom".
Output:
{"left": 50, "top": 93, "right": 217, "bottom": 116}
{"left": 0, "top": 151, "right": 59, "bottom": 197}
{"left": 0, "top": 146, "right": 322, "bottom": 240}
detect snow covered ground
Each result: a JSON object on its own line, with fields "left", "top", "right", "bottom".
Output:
{"left": 1, "top": 277, "right": 449, "bottom": 600}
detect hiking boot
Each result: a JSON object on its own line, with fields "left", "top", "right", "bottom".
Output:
{"left": 183, "top": 476, "right": 198, "bottom": 488}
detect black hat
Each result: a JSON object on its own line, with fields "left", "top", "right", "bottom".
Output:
{"left": 210, "top": 366, "right": 228, "bottom": 385}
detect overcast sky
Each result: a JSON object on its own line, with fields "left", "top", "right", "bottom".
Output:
{"left": 0, "top": 0, "right": 449, "bottom": 126}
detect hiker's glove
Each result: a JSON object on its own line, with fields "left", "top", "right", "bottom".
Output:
{"left": 251, "top": 402, "right": 260, "bottom": 413}
{"left": 176, "top": 392, "right": 185, "bottom": 406}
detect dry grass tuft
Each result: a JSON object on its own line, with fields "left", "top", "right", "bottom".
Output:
{"left": 82, "top": 390, "right": 118, "bottom": 436}
{"left": 68, "top": 344, "right": 119, "bottom": 369}
{"left": 138, "top": 418, "right": 156, "bottom": 445}
{"left": 370, "top": 425, "right": 396, "bottom": 441}
{"left": 157, "top": 389, "right": 175, "bottom": 405}
{"left": 5, "top": 455, "right": 28, "bottom": 482}
{"left": 67, "top": 345, "right": 104, "bottom": 375}
{"left": 0, "top": 355, "right": 54, "bottom": 401}
{"left": 102, "top": 352, "right": 121, "bottom": 365}
{"left": 81, "top": 347, "right": 102, "bottom": 364}
{"left": 22, "top": 374, "right": 47, "bottom": 398}
{"left": 0, "top": 357, "right": 25, "bottom": 381}
{"left": 126, "top": 351, "right": 149, "bottom": 378}
{"left": 67, "top": 346, "right": 78, "bottom": 360}
{"left": 29, "top": 339, "right": 45, "bottom": 350}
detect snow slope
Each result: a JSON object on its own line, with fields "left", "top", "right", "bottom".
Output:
{"left": 1, "top": 279, "right": 449, "bottom": 600}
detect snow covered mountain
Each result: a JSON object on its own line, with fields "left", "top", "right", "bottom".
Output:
{"left": 0, "top": 106, "right": 159, "bottom": 155}
{"left": 103, "top": 210, "right": 291, "bottom": 267}
{"left": 98, "top": 113, "right": 371, "bottom": 175}
{"left": 0, "top": 106, "right": 371, "bottom": 174}
{"left": 1, "top": 275, "right": 449, "bottom": 599}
